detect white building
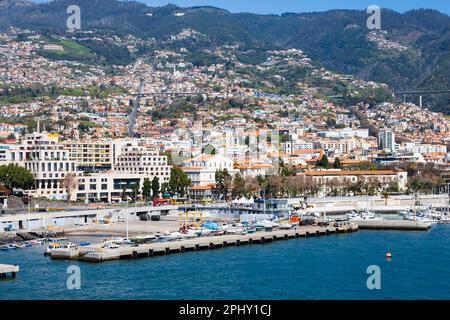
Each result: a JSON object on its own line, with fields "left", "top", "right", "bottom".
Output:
{"left": 378, "top": 128, "right": 397, "bottom": 153}
{"left": 182, "top": 154, "right": 236, "bottom": 187}
{"left": 75, "top": 144, "right": 171, "bottom": 203}
{"left": 318, "top": 128, "right": 369, "bottom": 139}
{"left": 6, "top": 133, "right": 79, "bottom": 200}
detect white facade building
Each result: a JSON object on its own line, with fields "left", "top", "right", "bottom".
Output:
{"left": 182, "top": 154, "right": 236, "bottom": 187}
{"left": 378, "top": 128, "right": 397, "bottom": 153}
{"left": 6, "top": 133, "right": 79, "bottom": 200}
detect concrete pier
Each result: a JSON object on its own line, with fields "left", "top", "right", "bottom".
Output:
{"left": 0, "top": 264, "right": 19, "bottom": 278}
{"left": 51, "top": 224, "right": 358, "bottom": 262}
{"left": 355, "top": 220, "right": 431, "bottom": 230}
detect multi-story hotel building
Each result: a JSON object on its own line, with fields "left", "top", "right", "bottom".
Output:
{"left": 63, "top": 141, "right": 113, "bottom": 173}
{"left": 6, "top": 133, "right": 79, "bottom": 200}
{"left": 75, "top": 143, "right": 172, "bottom": 203}
{"left": 1, "top": 134, "right": 172, "bottom": 203}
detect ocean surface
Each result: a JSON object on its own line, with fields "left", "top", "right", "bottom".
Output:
{"left": 1, "top": 225, "right": 450, "bottom": 300}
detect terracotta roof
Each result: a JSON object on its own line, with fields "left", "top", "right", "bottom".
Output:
{"left": 292, "top": 149, "right": 323, "bottom": 155}
{"left": 302, "top": 170, "right": 404, "bottom": 176}
{"left": 236, "top": 164, "right": 273, "bottom": 169}
{"left": 181, "top": 166, "right": 206, "bottom": 171}
{"left": 190, "top": 185, "right": 215, "bottom": 190}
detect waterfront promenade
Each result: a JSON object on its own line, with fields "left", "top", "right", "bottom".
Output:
{"left": 1, "top": 194, "right": 448, "bottom": 233}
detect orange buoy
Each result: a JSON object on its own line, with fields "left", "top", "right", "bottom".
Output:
{"left": 386, "top": 253, "right": 392, "bottom": 258}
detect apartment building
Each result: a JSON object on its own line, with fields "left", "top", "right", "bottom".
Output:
{"left": 64, "top": 140, "right": 113, "bottom": 172}
{"left": 378, "top": 128, "right": 398, "bottom": 153}
{"left": 6, "top": 132, "right": 79, "bottom": 200}
{"left": 316, "top": 138, "right": 357, "bottom": 156}
{"left": 75, "top": 144, "right": 172, "bottom": 203}
{"left": 282, "top": 140, "right": 314, "bottom": 155}
{"left": 115, "top": 144, "right": 171, "bottom": 179}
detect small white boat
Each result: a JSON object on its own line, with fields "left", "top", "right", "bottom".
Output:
{"left": 439, "top": 215, "right": 450, "bottom": 224}
{"left": 102, "top": 241, "right": 120, "bottom": 249}
{"left": 225, "top": 227, "right": 245, "bottom": 235}
{"left": 254, "top": 219, "right": 275, "bottom": 229}
{"left": 279, "top": 223, "right": 294, "bottom": 229}
{"left": 346, "top": 211, "right": 384, "bottom": 221}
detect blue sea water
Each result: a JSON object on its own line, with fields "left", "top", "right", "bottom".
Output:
{"left": 1, "top": 225, "right": 450, "bottom": 300}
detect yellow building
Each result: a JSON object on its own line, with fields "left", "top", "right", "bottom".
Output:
{"left": 63, "top": 141, "right": 113, "bottom": 172}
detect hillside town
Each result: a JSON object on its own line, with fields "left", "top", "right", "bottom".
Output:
{"left": 2, "top": 1, "right": 450, "bottom": 303}
{"left": 0, "top": 28, "right": 449, "bottom": 205}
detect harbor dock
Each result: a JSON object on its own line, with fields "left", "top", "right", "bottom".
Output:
{"left": 355, "top": 220, "right": 431, "bottom": 230}
{"left": 51, "top": 224, "right": 358, "bottom": 262}
{"left": 0, "top": 264, "right": 19, "bottom": 278}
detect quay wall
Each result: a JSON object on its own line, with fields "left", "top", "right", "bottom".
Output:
{"left": 51, "top": 224, "right": 359, "bottom": 262}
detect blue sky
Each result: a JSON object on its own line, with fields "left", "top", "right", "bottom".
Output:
{"left": 141, "top": 0, "right": 450, "bottom": 15}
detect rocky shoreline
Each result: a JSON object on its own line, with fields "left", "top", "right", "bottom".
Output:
{"left": 0, "top": 230, "right": 65, "bottom": 245}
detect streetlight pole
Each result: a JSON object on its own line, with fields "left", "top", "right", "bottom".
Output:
{"left": 126, "top": 199, "right": 129, "bottom": 240}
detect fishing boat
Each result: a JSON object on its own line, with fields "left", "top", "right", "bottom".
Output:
{"left": 0, "top": 245, "right": 17, "bottom": 251}
{"left": 44, "top": 243, "right": 61, "bottom": 255}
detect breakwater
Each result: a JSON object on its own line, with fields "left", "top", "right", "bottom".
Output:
{"left": 51, "top": 224, "right": 358, "bottom": 262}
{"left": 0, "top": 230, "right": 64, "bottom": 245}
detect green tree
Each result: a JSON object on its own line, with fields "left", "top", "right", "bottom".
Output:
{"left": 151, "top": 176, "right": 160, "bottom": 200}
{"left": 215, "top": 168, "right": 232, "bottom": 200}
{"left": 142, "top": 178, "right": 152, "bottom": 201}
{"left": 316, "top": 154, "right": 329, "bottom": 168}
{"left": 0, "top": 164, "right": 34, "bottom": 190}
{"left": 333, "top": 157, "right": 342, "bottom": 169}
{"left": 169, "top": 166, "right": 191, "bottom": 197}
{"left": 131, "top": 183, "right": 140, "bottom": 201}
{"left": 161, "top": 182, "right": 170, "bottom": 196}
{"left": 121, "top": 185, "right": 127, "bottom": 201}
{"left": 232, "top": 174, "right": 246, "bottom": 199}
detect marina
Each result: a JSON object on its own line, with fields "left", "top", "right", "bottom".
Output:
{"left": 2, "top": 224, "right": 450, "bottom": 300}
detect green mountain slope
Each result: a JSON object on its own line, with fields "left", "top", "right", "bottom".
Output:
{"left": 1, "top": 0, "right": 449, "bottom": 112}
